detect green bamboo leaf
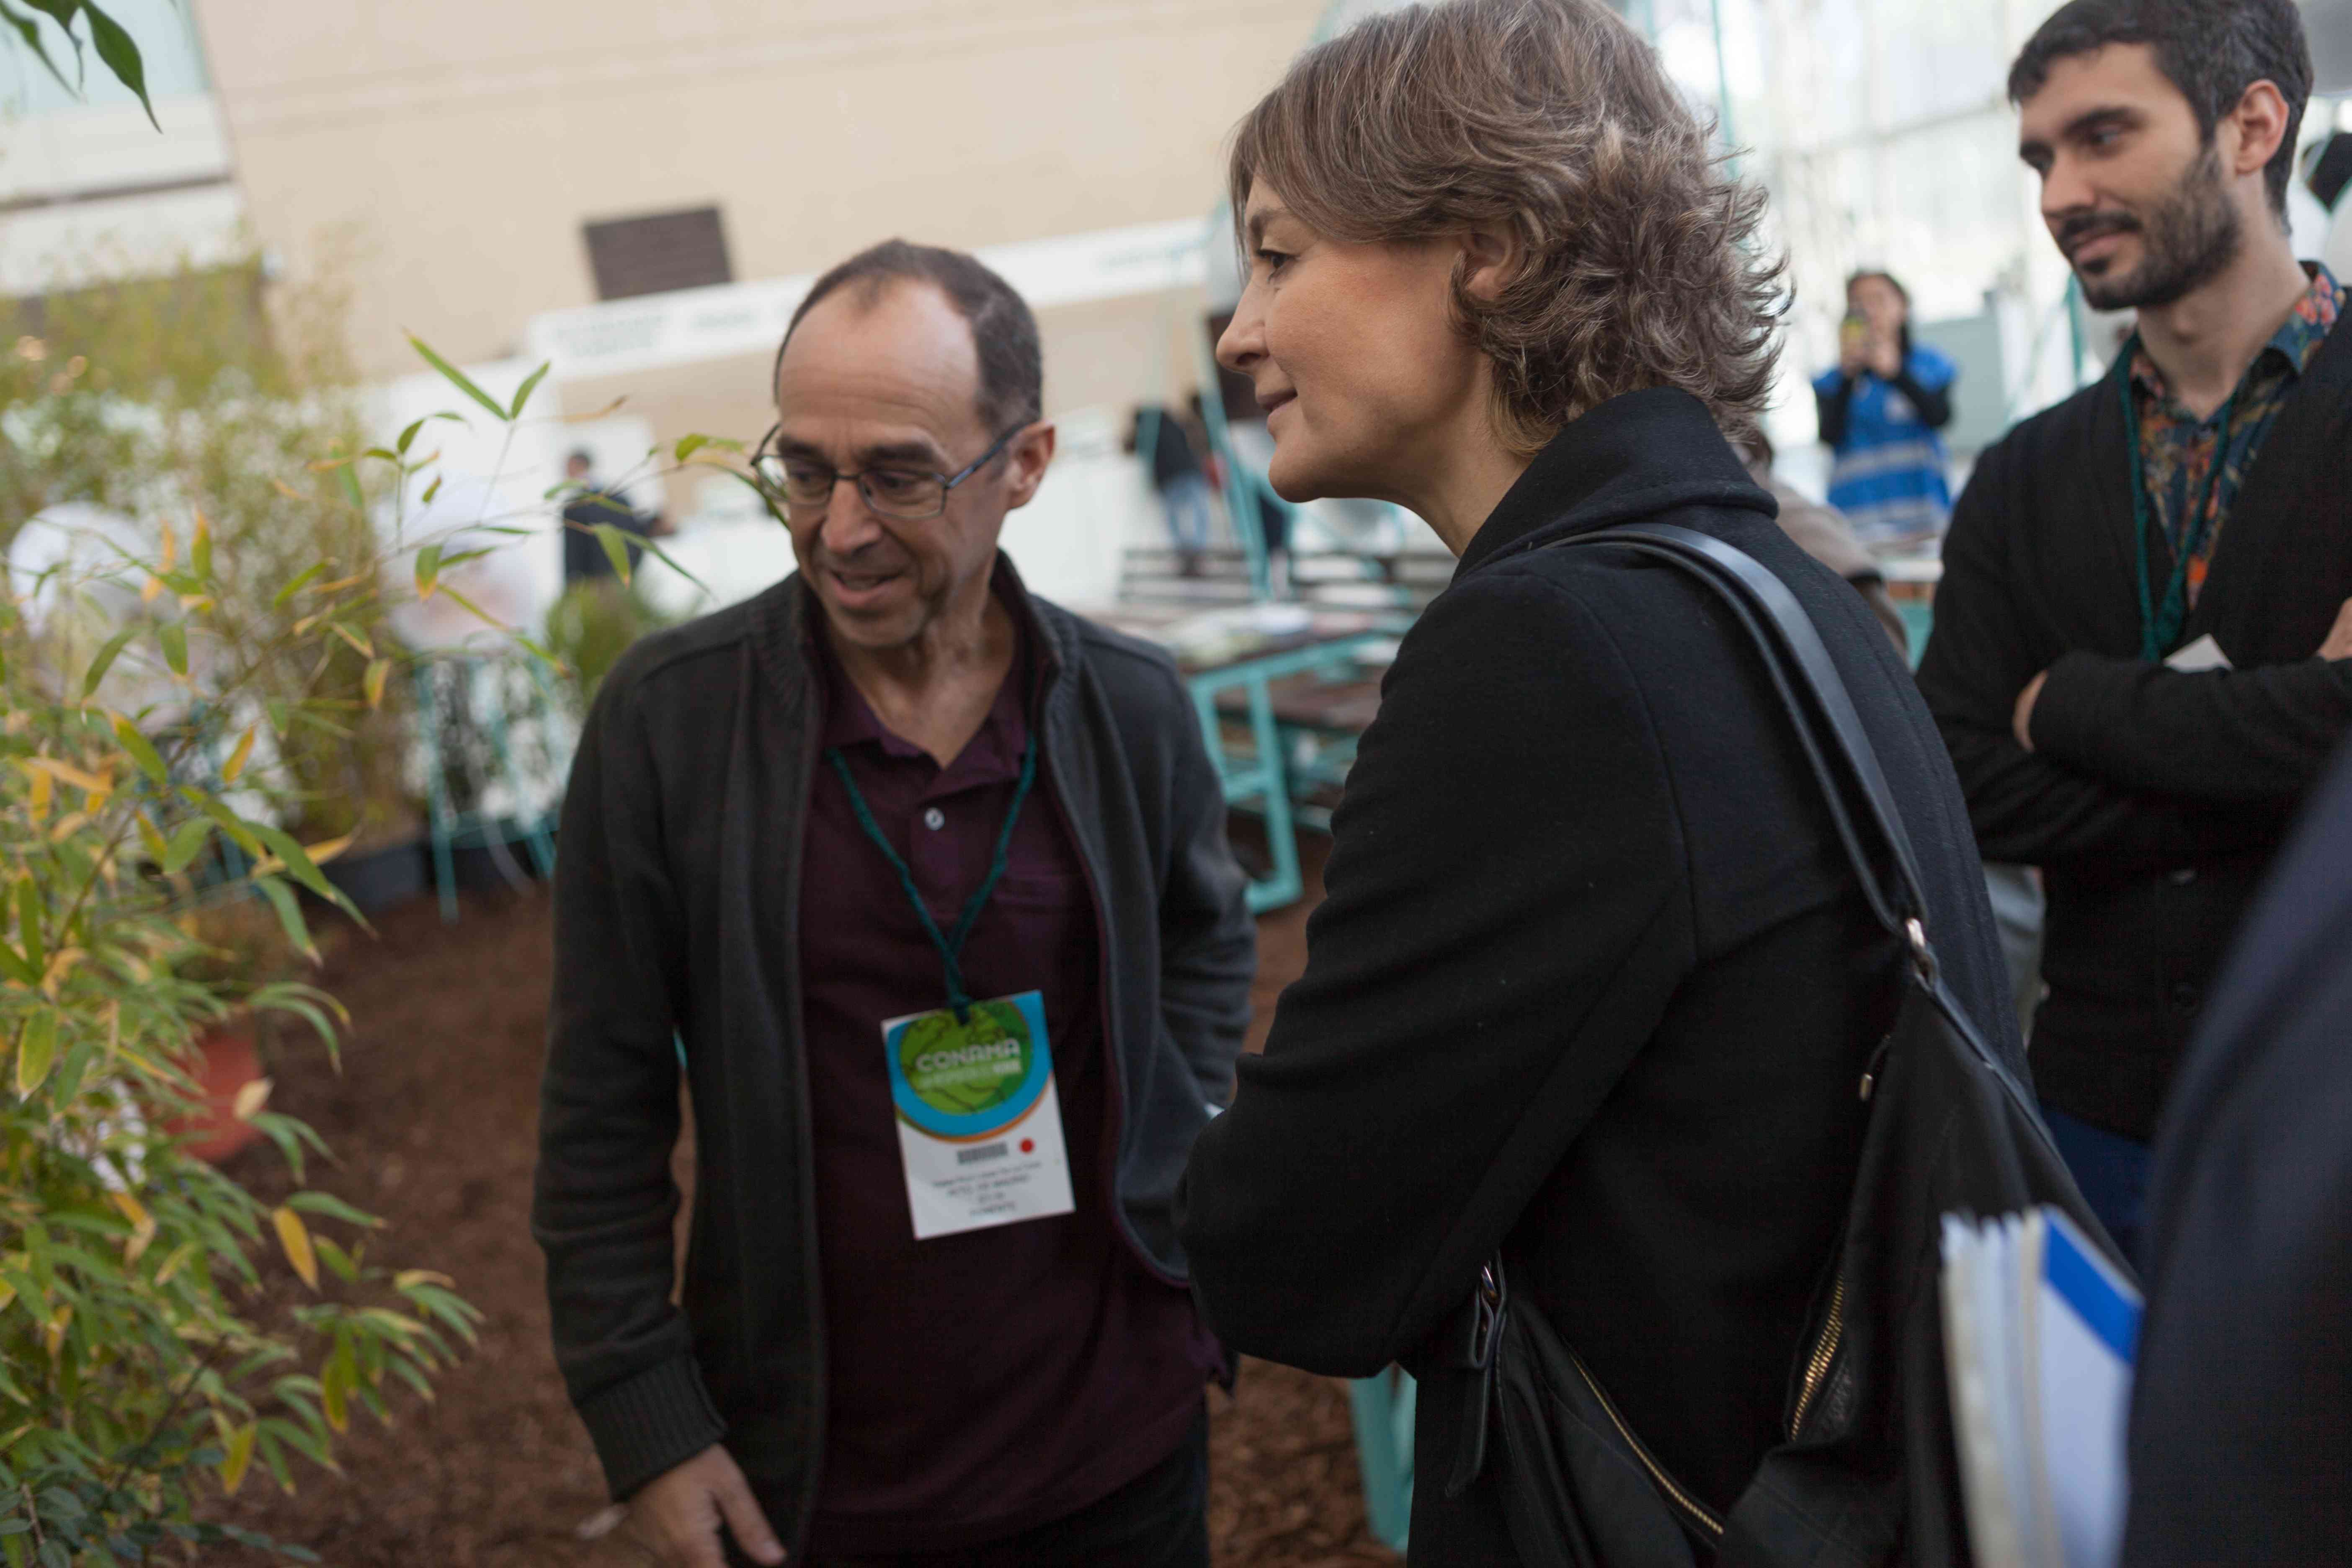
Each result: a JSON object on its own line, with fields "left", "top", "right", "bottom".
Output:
{"left": 78, "top": 0, "right": 155, "bottom": 129}
{"left": 272, "top": 563, "right": 325, "bottom": 610}
{"left": 0, "top": 941, "right": 36, "bottom": 988}
{"left": 197, "top": 799, "right": 262, "bottom": 857}
{"left": 162, "top": 819, "right": 212, "bottom": 875}
{"left": 248, "top": 825, "right": 361, "bottom": 923}
{"left": 508, "top": 361, "right": 550, "bottom": 420}
{"left": 310, "top": 1236, "right": 358, "bottom": 1284}
{"left": 110, "top": 713, "right": 168, "bottom": 786}
{"left": 81, "top": 626, "right": 137, "bottom": 697}
{"left": 404, "top": 335, "right": 509, "bottom": 421}
{"left": 335, "top": 460, "right": 363, "bottom": 509}
{"left": 252, "top": 876, "right": 317, "bottom": 965}
{"left": 157, "top": 621, "right": 187, "bottom": 676}
{"left": 14, "top": 1014, "right": 56, "bottom": 1097}
{"left": 0, "top": 0, "right": 75, "bottom": 98}
{"left": 629, "top": 530, "right": 709, "bottom": 595}
{"left": 15, "top": 880, "right": 44, "bottom": 975}
{"left": 284, "top": 1192, "right": 382, "bottom": 1228}
{"left": 591, "top": 523, "right": 633, "bottom": 587}
{"left": 420, "top": 474, "right": 443, "bottom": 505}
{"left": 413, "top": 544, "right": 441, "bottom": 601}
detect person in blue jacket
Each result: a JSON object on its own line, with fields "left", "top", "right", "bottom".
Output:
{"left": 1813, "top": 271, "right": 1957, "bottom": 548}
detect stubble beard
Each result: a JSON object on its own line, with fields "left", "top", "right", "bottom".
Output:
{"left": 2071, "top": 143, "right": 2244, "bottom": 313}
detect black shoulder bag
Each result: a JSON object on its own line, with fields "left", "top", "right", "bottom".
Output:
{"left": 1435, "top": 524, "right": 2125, "bottom": 1568}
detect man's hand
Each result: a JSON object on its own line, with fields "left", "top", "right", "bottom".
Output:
{"left": 1838, "top": 336, "right": 1868, "bottom": 378}
{"left": 2317, "top": 596, "right": 2352, "bottom": 661}
{"left": 2013, "top": 670, "right": 2049, "bottom": 753}
{"left": 629, "top": 1444, "right": 785, "bottom": 1568}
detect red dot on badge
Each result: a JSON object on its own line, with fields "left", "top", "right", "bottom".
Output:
{"left": 1020, "top": 1138, "right": 1035, "bottom": 1154}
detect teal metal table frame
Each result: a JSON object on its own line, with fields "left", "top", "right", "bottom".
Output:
{"left": 1181, "top": 628, "right": 1397, "bottom": 913}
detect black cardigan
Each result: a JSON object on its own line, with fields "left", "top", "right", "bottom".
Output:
{"left": 1175, "top": 389, "right": 2018, "bottom": 1551}
{"left": 1916, "top": 320, "right": 2352, "bottom": 1141}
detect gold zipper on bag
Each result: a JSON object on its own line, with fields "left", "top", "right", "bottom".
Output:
{"left": 1569, "top": 1351, "right": 1727, "bottom": 1539}
{"left": 1789, "top": 1271, "right": 1848, "bottom": 1439}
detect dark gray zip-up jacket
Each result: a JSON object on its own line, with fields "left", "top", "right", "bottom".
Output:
{"left": 531, "top": 560, "right": 1254, "bottom": 1549}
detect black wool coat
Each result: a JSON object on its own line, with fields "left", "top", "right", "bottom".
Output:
{"left": 2122, "top": 737, "right": 2352, "bottom": 1565}
{"left": 1175, "top": 389, "right": 2019, "bottom": 1559}
{"left": 1916, "top": 320, "right": 2352, "bottom": 1141}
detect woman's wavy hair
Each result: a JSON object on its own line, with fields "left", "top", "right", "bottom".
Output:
{"left": 1229, "top": 0, "right": 1784, "bottom": 453}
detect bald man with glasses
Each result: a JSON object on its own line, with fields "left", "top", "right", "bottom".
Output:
{"left": 534, "top": 240, "right": 1254, "bottom": 1568}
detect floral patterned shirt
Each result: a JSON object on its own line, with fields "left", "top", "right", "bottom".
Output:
{"left": 2130, "top": 263, "right": 2344, "bottom": 611}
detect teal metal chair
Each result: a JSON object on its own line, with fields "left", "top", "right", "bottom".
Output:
{"left": 412, "top": 654, "right": 568, "bottom": 921}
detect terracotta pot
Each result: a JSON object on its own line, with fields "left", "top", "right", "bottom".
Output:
{"left": 175, "top": 1022, "right": 266, "bottom": 1165}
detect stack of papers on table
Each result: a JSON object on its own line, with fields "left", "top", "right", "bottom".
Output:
{"left": 1940, "top": 1206, "right": 2143, "bottom": 1568}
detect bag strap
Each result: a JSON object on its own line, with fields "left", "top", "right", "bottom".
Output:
{"left": 1564, "top": 524, "right": 1940, "bottom": 983}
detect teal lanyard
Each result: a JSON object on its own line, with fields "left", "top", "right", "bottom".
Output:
{"left": 825, "top": 732, "right": 1038, "bottom": 1021}
{"left": 2118, "top": 338, "right": 2241, "bottom": 662}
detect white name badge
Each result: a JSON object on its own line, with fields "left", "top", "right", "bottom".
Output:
{"left": 880, "top": 990, "right": 1075, "bottom": 1240}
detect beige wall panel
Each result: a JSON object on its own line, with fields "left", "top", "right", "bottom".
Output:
{"left": 193, "top": 0, "right": 1319, "bottom": 374}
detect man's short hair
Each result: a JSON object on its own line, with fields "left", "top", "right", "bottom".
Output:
{"left": 2008, "top": 0, "right": 2313, "bottom": 217}
{"left": 775, "top": 240, "right": 1043, "bottom": 433}
{"left": 566, "top": 448, "right": 594, "bottom": 468}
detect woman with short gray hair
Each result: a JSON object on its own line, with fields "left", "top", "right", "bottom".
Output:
{"left": 1174, "top": 0, "right": 2017, "bottom": 1558}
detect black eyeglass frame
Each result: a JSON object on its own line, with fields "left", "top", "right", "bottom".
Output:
{"left": 749, "top": 422, "right": 1028, "bottom": 522}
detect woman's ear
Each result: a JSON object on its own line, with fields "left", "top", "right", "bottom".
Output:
{"left": 1457, "top": 223, "right": 1526, "bottom": 304}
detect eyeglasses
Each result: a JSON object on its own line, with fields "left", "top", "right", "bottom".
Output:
{"left": 749, "top": 423, "right": 1026, "bottom": 522}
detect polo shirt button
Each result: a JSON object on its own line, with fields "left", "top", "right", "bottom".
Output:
{"left": 922, "top": 807, "right": 946, "bottom": 831}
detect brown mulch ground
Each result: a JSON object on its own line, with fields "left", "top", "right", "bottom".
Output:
{"left": 197, "top": 838, "right": 1393, "bottom": 1566}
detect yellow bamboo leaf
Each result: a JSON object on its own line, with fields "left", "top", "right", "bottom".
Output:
{"left": 136, "top": 812, "right": 168, "bottom": 863}
{"left": 177, "top": 594, "right": 213, "bottom": 613}
{"left": 364, "top": 658, "right": 390, "bottom": 710}
{"left": 39, "top": 948, "right": 82, "bottom": 999}
{"left": 0, "top": 1280, "right": 14, "bottom": 1315}
{"left": 141, "top": 573, "right": 165, "bottom": 604}
{"left": 393, "top": 1269, "right": 456, "bottom": 1292}
{"left": 109, "top": 1189, "right": 150, "bottom": 1230}
{"left": 23, "top": 756, "right": 107, "bottom": 795}
{"left": 272, "top": 479, "right": 312, "bottom": 502}
{"left": 330, "top": 622, "right": 375, "bottom": 660}
{"left": 223, "top": 725, "right": 256, "bottom": 783}
{"left": 153, "top": 1240, "right": 198, "bottom": 1286}
{"left": 41, "top": 1304, "right": 69, "bottom": 1357}
{"left": 25, "top": 767, "right": 48, "bottom": 822}
{"left": 218, "top": 1420, "right": 257, "bottom": 1496}
{"left": 158, "top": 524, "right": 177, "bottom": 572}
{"left": 305, "top": 834, "right": 353, "bottom": 867}
{"left": 47, "top": 812, "right": 88, "bottom": 843}
{"left": 310, "top": 572, "right": 369, "bottom": 596}
{"left": 273, "top": 1205, "right": 318, "bottom": 1289}
{"left": 111, "top": 1191, "right": 156, "bottom": 1266}
{"left": 233, "top": 1077, "right": 273, "bottom": 1120}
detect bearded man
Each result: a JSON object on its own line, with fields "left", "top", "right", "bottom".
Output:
{"left": 1919, "top": 0, "right": 2352, "bottom": 1264}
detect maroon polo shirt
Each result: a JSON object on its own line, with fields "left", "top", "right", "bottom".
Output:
{"left": 797, "top": 585, "right": 1220, "bottom": 1555}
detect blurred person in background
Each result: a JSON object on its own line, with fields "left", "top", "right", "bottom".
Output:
{"left": 1812, "top": 271, "right": 1959, "bottom": 550}
{"left": 559, "top": 447, "right": 674, "bottom": 588}
{"left": 1918, "top": 0, "right": 2352, "bottom": 1264}
{"left": 1175, "top": 0, "right": 2021, "bottom": 1556}
{"left": 1740, "top": 426, "right": 1909, "bottom": 652}
{"left": 1125, "top": 402, "right": 1215, "bottom": 576}
{"left": 534, "top": 240, "right": 1253, "bottom": 1568}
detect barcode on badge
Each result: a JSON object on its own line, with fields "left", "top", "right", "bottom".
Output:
{"left": 956, "top": 1142, "right": 1009, "bottom": 1165}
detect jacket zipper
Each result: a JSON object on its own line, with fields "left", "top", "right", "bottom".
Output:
{"left": 1568, "top": 1350, "right": 1726, "bottom": 1540}
{"left": 1788, "top": 1271, "right": 1847, "bottom": 1439}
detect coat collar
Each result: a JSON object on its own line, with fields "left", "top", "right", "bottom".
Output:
{"left": 1456, "top": 387, "right": 1778, "bottom": 579}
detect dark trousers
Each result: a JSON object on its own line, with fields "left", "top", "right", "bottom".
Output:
{"left": 797, "top": 1408, "right": 1210, "bottom": 1568}
{"left": 2043, "top": 1104, "right": 2151, "bottom": 1268}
